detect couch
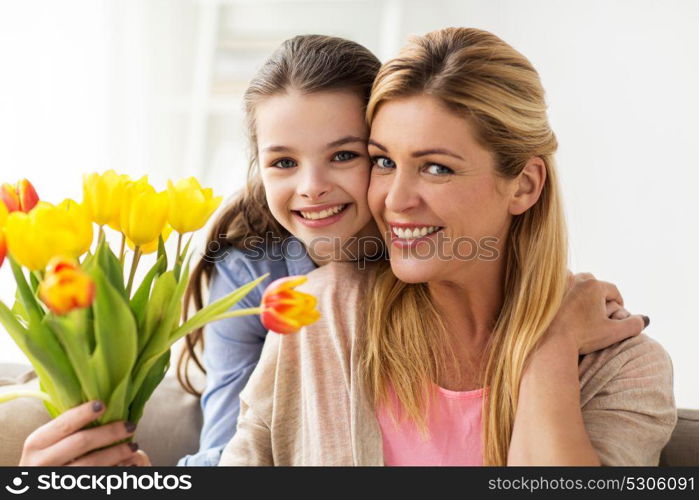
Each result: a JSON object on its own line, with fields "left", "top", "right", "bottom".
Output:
{"left": 1, "top": 363, "right": 697, "bottom": 466}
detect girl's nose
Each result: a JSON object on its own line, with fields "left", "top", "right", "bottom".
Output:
{"left": 297, "top": 166, "right": 331, "bottom": 200}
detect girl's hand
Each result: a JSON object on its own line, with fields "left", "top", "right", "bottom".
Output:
{"left": 548, "top": 272, "right": 649, "bottom": 355}
{"left": 19, "top": 400, "right": 141, "bottom": 466}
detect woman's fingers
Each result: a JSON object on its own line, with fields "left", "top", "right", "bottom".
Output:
{"left": 605, "top": 301, "right": 631, "bottom": 320}
{"left": 606, "top": 314, "right": 647, "bottom": 344}
{"left": 40, "top": 420, "right": 137, "bottom": 466}
{"left": 595, "top": 280, "right": 624, "bottom": 307}
{"left": 610, "top": 308, "right": 631, "bottom": 320}
{"left": 69, "top": 442, "right": 139, "bottom": 467}
{"left": 25, "top": 400, "right": 105, "bottom": 450}
{"left": 605, "top": 300, "right": 622, "bottom": 318}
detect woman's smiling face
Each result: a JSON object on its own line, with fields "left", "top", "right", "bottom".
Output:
{"left": 256, "top": 90, "right": 376, "bottom": 261}
{"left": 367, "top": 94, "right": 515, "bottom": 284}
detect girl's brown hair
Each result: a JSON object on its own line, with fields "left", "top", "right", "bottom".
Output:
{"left": 361, "top": 27, "right": 567, "bottom": 465}
{"left": 177, "top": 34, "right": 381, "bottom": 396}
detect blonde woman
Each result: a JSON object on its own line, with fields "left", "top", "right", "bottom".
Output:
{"left": 219, "top": 28, "right": 676, "bottom": 466}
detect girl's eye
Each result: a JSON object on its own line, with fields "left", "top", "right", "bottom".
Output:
{"left": 272, "top": 158, "right": 297, "bottom": 169}
{"left": 371, "top": 156, "right": 396, "bottom": 169}
{"left": 425, "top": 163, "right": 453, "bottom": 175}
{"left": 332, "top": 151, "right": 358, "bottom": 162}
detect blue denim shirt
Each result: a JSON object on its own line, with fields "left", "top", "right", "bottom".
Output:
{"left": 177, "top": 236, "right": 316, "bottom": 466}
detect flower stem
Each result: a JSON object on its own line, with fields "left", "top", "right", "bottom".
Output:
{"left": 176, "top": 233, "right": 182, "bottom": 261}
{"left": 0, "top": 390, "right": 54, "bottom": 405}
{"left": 126, "top": 246, "right": 142, "bottom": 297}
{"left": 119, "top": 233, "right": 126, "bottom": 265}
{"left": 208, "top": 306, "right": 263, "bottom": 321}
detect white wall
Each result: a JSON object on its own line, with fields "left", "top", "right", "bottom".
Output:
{"left": 0, "top": 0, "right": 697, "bottom": 408}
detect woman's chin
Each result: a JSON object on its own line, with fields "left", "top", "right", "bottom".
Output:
{"left": 389, "top": 259, "right": 442, "bottom": 284}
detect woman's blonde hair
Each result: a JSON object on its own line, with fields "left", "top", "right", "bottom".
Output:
{"left": 177, "top": 35, "right": 381, "bottom": 395}
{"left": 361, "top": 27, "right": 568, "bottom": 465}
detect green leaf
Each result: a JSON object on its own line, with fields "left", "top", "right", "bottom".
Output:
{"left": 140, "top": 270, "right": 176, "bottom": 354}
{"left": 29, "top": 271, "right": 41, "bottom": 293}
{"left": 170, "top": 273, "right": 268, "bottom": 341}
{"left": 0, "top": 301, "right": 68, "bottom": 415}
{"left": 95, "top": 240, "right": 126, "bottom": 300}
{"left": 131, "top": 261, "right": 190, "bottom": 400}
{"left": 128, "top": 350, "right": 169, "bottom": 424}
{"left": 0, "top": 300, "right": 29, "bottom": 351}
{"left": 39, "top": 379, "right": 61, "bottom": 418}
{"left": 157, "top": 234, "right": 168, "bottom": 270}
{"left": 11, "top": 294, "right": 29, "bottom": 326}
{"left": 87, "top": 266, "right": 138, "bottom": 409}
{"left": 102, "top": 372, "right": 131, "bottom": 423}
{"left": 130, "top": 255, "right": 166, "bottom": 332}
{"left": 45, "top": 310, "right": 100, "bottom": 402}
{"left": 0, "top": 294, "right": 81, "bottom": 412}
{"left": 9, "top": 257, "right": 44, "bottom": 322}
{"left": 23, "top": 315, "right": 84, "bottom": 413}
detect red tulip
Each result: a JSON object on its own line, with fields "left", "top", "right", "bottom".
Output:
{"left": 260, "top": 276, "right": 320, "bottom": 334}
{"left": 0, "top": 179, "right": 40, "bottom": 213}
{"left": 39, "top": 257, "right": 95, "bottom": 315}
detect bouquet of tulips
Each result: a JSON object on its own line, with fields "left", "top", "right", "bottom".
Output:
{"left": 0, "top": 173, "right": 319, "bottom": 428}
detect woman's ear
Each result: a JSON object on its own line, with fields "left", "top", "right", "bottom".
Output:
{"left": 509, "top": 157, "right": 547, "bottom": 215}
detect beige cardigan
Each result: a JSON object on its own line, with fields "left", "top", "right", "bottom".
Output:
{"left": 219, "top": 262, "right": 677, "bottom": 466}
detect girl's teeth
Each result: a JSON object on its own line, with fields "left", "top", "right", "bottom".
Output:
{"left": 300, "top": 204, "right": 345, "bottom": 220}
{"left": 392, "top": 226, "right": 440, "bottom": 240}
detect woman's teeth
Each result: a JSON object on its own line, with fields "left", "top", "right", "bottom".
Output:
{"left": 392, "top": 226, "right": 441, "bottom": 240}
{"left": 299, "top": 204, "right": 347, "bottom": 220}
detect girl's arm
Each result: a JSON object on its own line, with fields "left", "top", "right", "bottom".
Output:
{"left": 178, "top": 255, "right": 268, "bottom": 466}
{"left": 508, "top": 275, "right": 651, "bottom": 465}
{"left": 218, "top": 327, "right": 281, "bottom": 466}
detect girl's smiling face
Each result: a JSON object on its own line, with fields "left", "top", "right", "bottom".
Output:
{"left": 256, "top": 90, "right": 376, "bottom": 262}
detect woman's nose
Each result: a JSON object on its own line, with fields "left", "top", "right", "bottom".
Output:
{"left": 384, "top": 171, "right": 420, "bottom": 213}
{"left": 297, "top": 166, "right": 331, "bottom": 200}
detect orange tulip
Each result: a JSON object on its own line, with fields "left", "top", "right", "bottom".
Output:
{"left": 0, "top": 179, "right": 39, "bottom": 213}
{"left": 38, "top": 257, "right": 95, "bottom": 315}
{"left": 260, "top": 276, "right": 320, "bottom": 334}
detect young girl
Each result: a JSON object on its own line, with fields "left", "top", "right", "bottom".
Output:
{"left": 175, "top": 35, "right": 384, "bottom": 466}
{"left": 17, "top": 33, "right": 636, "bottom": 467}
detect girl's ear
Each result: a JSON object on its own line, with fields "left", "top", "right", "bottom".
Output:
{"left": 508, "top": 157, "right": 547, "bottom": 215}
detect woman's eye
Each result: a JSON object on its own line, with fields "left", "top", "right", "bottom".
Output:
{"left": 332, "top": 151, "right": 358, "bottom": 162}
{"left": 272, "top": 158, "right": 297, "bottom": 169}
{"left": 425, "top": 163, "right": 453, "bottom": 175}
{"left": 371, "top": 156, "right": 396, "bottom": 169}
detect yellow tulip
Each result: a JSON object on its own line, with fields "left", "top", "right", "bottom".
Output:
{"left": 167, "top": 177, "right": 222, "bottom": 234}
{"left": 0, "top": 201, "right": 7, "bottom": 268}
{"left": 52, "top": 199, "right": 94, "bottom": 258}
{"left": 120, "top": 177, "right": 169, "bottom": 248}
{"left": 39, "top": 257, "right": 95, "bottom": 315}
{"left": 127, "top": 223, "right": 173, "bottom": 255}
{"left": 5, "top": 200, "right": 93, "bottom": 271}
{"left": 82, "top": 170, "right": 131, "bottom": 230}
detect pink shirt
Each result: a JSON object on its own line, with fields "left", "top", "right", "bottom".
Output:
{"left": 376, "top": 384, "right": 486, "bottom": 466}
